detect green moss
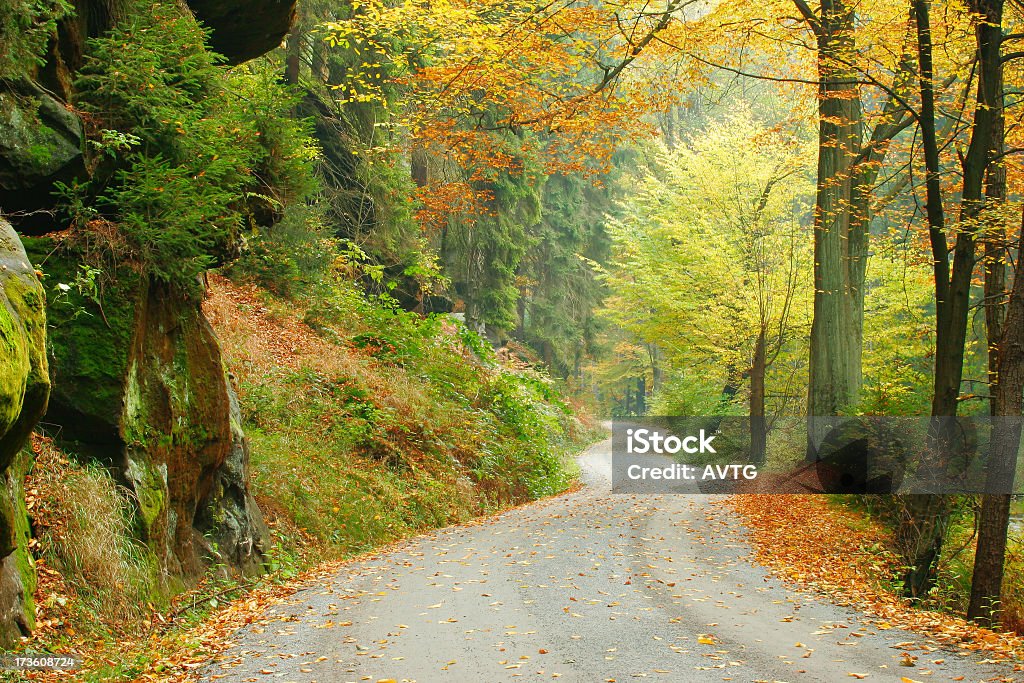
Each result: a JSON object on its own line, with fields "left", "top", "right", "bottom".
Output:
{"left": 0, "top": 300, "right": 27, "bottom": 435}
{"left": 10, "top": 450, "right": 35, "bottom": 630}
{"left": 0, "top": 88, "right": 80, "bottom": 182}
{"left": 22, "top": 238, "right": 138, "bottom": 431}
{"left": 121, "top": 359, "right": 147, "bottom": 447}
{"left": 124, "top": 456, "right": 166, "bottom": 540}
{"left": 1, "top": 271, "right": 46, "bottom": 399}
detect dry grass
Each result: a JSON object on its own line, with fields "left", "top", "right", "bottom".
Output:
{"left": 28, "top": 435, "right": 156, "bottom": 626}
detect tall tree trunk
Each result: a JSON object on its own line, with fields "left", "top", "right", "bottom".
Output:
{"left": 969, "top": 209, "right": 1023, "bottom": 624}
{"left": 797, "top": 1, "right": 914, "bottom": 460}
{"left": 750, "top": 329, "right": 768, "bottom": 465}
{"left": 895, "top": 493, "right": 952, "bottom": 597}
{"left": 983, "top": 115, "right": 1008, "bottom": 399}
{"left": 900, "top": 0, "right": 1004, "bottom": 598}
{"left": 898, "top": 0, "right": 953, "bottom": 600}
{"left": 801, "top": 0, "right": 863, "bottom": 457}
{"left": 932, "top": 0, "right": 1003, "bottom": 418}
{"left": 515, "top": 294, "right": 526, "bottom": 339}
{"left": 647, "top": 344, "right": 662, "bottom": 393}
{"left": 636, "top": 376, "right": 646, "bottom": 416}
{"left": 847, "top": 28, "right": 917, "bottom": 362}
{"left": 968, "top": 54, "right": 1009, "bottom": 625}
{"left": 969, "top": 494, "right": 1012, "bottom": 623}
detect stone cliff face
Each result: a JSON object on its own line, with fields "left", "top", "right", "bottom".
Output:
{"left": 0, "top": 0, "right": 294, "bottom": 645}
{"left": 120, "top": 278, "right": 268, "bottom": 580}
{"left": 0, "top": 80, "right": 85, "bottom": 233}
{"left": 21, "top": 238, "right": 269, "bottom": 588}
{"left": 1, "top": 0, "right": 296, "bottom": 225}
{"left": 0, "top": 221, "right": 50, "bottom": 644}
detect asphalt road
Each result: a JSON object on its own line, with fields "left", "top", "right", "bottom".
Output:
{"left": 201, "top": 437, "right": 1020, "bottom": 683}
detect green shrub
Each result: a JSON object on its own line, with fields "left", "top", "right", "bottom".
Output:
{"left": 0, "top": 0, "right": 71, "bottom": 78}
{"left": 224, "top": 275, "right": 589, "bottom": 561}
{"left": 230, "top": 206, "right": 334, "bottom": 297}
{"left": 63, "top": 0, "right": 317, "bottom": 291}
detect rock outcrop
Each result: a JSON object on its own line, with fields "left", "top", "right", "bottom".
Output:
{"left": 121, "top": 278, "right": 267, "bottom": 579}
{"left": 185, "top": 0, "right": 297, "bottom": 64}
{"left": 0, "top": 0, "right": 292, "bottom": 644}
{"left": 24, "top": 240, "right": 268, "bottom": 586}
{"left": 0, "top": 80, "right": 84, "bottom": 229}
{"left": 0, "top": 219, "right": 50, "bottom": 644}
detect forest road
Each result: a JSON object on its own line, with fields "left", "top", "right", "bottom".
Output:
{"left": 201, "top": 436, "right": 1020, "bottom": 683}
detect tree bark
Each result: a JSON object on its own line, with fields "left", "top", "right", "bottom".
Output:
{"left": 647, "top": 344, "right": 663, "bottom": 394}
{"left": 897, "top": 0, "right": 951, "bottom": 599}
{"left": 968, "top": 49, "right": 1009, "bottom": 626}
{"left": 750, "top": 329, "right": 768, "bottom": 465}
{"left": 285, "top": 22, "right": 303, "bottom": 86}
{"left": 845, "top": 17, "right": 917, "bottom": 418}
{"left": 797, "top": 2, "right": 915, "bottom": 458}
{"left": 636, "top": 375, "right": 647, "bottom": 416}
{"left": 802, "top": 0, "right": 863, "bottom": 457}
{"left": 932, "top": 0, "right": 1003, "bottom": 417}
{"left": 900, "top": 0, "right": 1004, "bottom": 598}
{"left": 968, "top": 206, "right": 1024, "bottom": 623}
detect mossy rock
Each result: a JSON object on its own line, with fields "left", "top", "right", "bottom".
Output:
{"left": 22, "top": 237, "right": 137, "bottom": 448}
{"left": 120, "top": 279, "right": 265, "bottom": 578}
{"left": 0, "top": 221, "right": 49, "bottom": 472}
{"left": 0, "top": 79, "right": 84, "bottom": 222}
{"left": 0, "top": 220, "right": 47, "bottom": 648}
{"left": 23, "top": 237, "right": 266, "bottom": 592}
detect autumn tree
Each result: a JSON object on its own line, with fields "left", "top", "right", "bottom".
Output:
{"left": 895, "top": 0, "right": 1011, "bottom": 600}
{"left": 779, "top": 1, "right": 922, "bottom": 458}
{"left": 601, "top": 110, "right": 814, "bottom": 448}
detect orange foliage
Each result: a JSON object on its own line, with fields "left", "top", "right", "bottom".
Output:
{"left": 729, "top": 495, "right": 1024, "bottom": 661}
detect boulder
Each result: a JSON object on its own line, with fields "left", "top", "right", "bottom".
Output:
{"left": 121, "top": 279, "right": 268, "bottom": 578}
{"left": 185, "top": 0, "right": 297, "bottom": 64}
{"left": 0, "top": 80, "right": 84, "bottom": 228}
{"left": 0, "top": 221, "right": 49, "bottom": 474}
{"left": 0, "top": 219, "right": 49, "bottom": 646}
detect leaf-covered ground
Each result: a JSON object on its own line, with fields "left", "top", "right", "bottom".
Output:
{"left": 21, "top": 454, "right": 1024, "bottom": 683}
{"left": 729, "top": 495, "right": 1024, "bottom": 668}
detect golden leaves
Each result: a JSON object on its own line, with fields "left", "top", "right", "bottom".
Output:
{"left": 322, "top": 0, "right": 679, "bottom": 227}
{"left": 729, "top": 495, "right": 1024, "bottom": 661}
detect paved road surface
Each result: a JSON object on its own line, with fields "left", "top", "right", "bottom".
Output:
{"left": 201, "top": 437, "right": 1019, "bottom": 682}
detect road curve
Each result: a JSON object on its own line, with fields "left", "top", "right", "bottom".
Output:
{"left": 201, "top": 437, "right": 1019, "bottom": 683}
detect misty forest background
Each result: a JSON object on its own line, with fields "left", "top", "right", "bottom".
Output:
{"left": 2, "top": 0, "right": 1024, "bottom": 677}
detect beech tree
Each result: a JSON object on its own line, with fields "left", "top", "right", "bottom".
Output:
{"left": 786, "top": 1, "right": 921, "bottom": 456}
{"left": 601, "top": 110, "right": 814, "bottom": 451}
